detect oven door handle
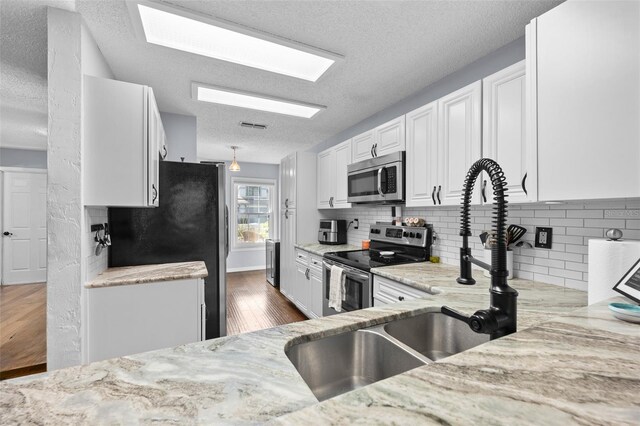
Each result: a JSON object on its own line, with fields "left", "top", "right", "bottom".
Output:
{"left": 377, "top": 167, "right": 385, "bottom": 196}
{"left": 323, "top": 260, "right": 371, "bottom": 281}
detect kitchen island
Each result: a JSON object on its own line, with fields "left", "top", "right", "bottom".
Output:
{"left": 2, "top": 263, "right": 637, "bottom": 425}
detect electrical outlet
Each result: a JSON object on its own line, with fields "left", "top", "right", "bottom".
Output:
{"left": 354, "top": 219, "right": 359, "bottom": 229}
{"left": 535, "top": 227, "right": 553, "bottom": 249}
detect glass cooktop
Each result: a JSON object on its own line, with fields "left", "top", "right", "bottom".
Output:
{"left": 324, "top": 249, "right": 427, "bottom": 271}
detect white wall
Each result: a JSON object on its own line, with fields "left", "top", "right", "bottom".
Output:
{"left": 47, "top": 7, "right": 114, "bottom": 370}
{"left": 328, "top": 200, "right": 640, "bottom": 291}
{"left": 159, "top": 112, "right": 197, "bottom": 163}
{"left": 222, "top": 161, "right": 280, "bottom": 272}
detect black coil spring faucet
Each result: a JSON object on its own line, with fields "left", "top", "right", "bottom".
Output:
{"left": 441, "top": 158, "right": 518, "bottom": 340}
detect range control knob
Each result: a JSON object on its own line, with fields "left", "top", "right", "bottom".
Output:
{"left": 403, "top": 232, "right": 409, "bottom": 237}
{"left": 409, "top": 232, "right": 415, "bottom": 238}
{"left": 416, "top": 232, "right": 422, "bottom": 239}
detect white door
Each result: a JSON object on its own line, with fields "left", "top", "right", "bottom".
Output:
{"left": 333, "top": 140, "right": 352, "bottom": 208}
{"left": 2, "top": 172, "right": 47, "bottom": 284}
{"left": 438, "top": 81, "right": 482, "bottom": 206}
{"left": 406, "top": 101, "right": 439, "bottom": 207}
{"left": 316, "top": 149, "right": 335, "bottom": 209}
{"left": 375, "top": 116, "right": 406, "bottom": 157}
{"left": 482, "top": 61, "right": 532, "bottom": 203}
{"left": 351, "top": 130, "right": 375, "bottom": 162}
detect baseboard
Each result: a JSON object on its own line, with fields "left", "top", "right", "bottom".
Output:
{"left": 227, "top": 265, "right": 266, "bottom": 273}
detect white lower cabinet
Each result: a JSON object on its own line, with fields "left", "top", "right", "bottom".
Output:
{"left": 373, "top": 275, "right": 430, "bottom": 307}
{"left": 86, "top": 279, "right": 205, "bottom": 363}
{"left": 289, "top": 249, "right": 324, "bottom": 318}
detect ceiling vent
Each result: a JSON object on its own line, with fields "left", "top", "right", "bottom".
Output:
{"left": 239, "top": 121, "right": 268, "bottom": 130}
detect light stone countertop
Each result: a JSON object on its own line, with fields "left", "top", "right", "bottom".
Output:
{"left": 294, "top": 242, "right": 361, "bottom": 256}
{"left": 3, "top": 262, "right": 638, "bottom": 425}
{"left": 85, "top": 261, "right": 208, "bottom": 288}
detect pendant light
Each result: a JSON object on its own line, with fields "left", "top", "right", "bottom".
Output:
{"left": 229, "top": 146, "right": 241, "bottom": 172}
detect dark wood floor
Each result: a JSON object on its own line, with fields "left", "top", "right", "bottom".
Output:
{"left": 227, "top": 270, "right": 306, "bottom": 335}
{"left": 0, "top": 282, "right": 47, "bottom": 380}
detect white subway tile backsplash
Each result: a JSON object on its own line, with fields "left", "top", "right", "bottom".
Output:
{"left": 328, "top": 199, "right": 640, "bottom": 291}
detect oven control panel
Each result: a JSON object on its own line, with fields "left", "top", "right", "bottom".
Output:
{"left": 369, "top": 224, "right": 432, "bottom": 248}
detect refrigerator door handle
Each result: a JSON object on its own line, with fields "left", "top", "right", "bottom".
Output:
{"left": 225, "top": 205, "right": 229, "bottom": 258}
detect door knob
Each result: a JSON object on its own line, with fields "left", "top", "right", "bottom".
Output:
{"left": 3, "top": 231, "right": 13, "bottom": 236}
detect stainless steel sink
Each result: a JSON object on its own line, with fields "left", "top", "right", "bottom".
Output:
{"left": 384, "top": 312, "right": 489, "bottom": 361}
{"left": 286, "top": 310, "right": 490, "bottom": 401}
{"left": 286, "top": 329, "right": 427, "bottom": 401}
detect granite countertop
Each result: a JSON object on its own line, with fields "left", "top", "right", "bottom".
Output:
{"left": 294, "top": 242, "right": 360, "bottom": 256}
{"left": 85, "top": 261, "right": 208, "bottom": 289}
{"left": 3, "top": 263, "right": 637, "bottom": 424}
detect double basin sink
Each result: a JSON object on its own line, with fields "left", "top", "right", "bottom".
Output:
{"left": 286, "top": 309, "right": 489, "bottom": 401}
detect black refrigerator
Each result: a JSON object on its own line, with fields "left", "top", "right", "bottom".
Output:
{"left": 108, "top": 161, "right": 228, "bottom": 339}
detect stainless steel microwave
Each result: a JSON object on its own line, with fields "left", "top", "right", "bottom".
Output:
{"left": 347, "top": 151, "right": 405, "bottom": 204}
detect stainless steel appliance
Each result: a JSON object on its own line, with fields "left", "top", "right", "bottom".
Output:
{"left": 318, "top": 219, "right": 347, "bottom": 245}
{"left": 347, "top": 151, "right": 405, "bottom": 204}
{"left": 323, "top": 223, "right": 432, "bottom": 316}
{"left": 108, "top": 161, "right": 228, "bottom": 339}
{"left": 266, "top": 239, "right": 280, "bottom": 287}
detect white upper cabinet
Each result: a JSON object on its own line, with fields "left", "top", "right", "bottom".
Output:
{"left": 531, "top": 0, "right": 640, "bottom": 201}
{"left": 281, "top": 153, "right": 297, "bottom": 209}
{"left": 351, "top": 116, "right": 406, "bottom": 163}
{"left": 84, "top": 76, "right": 162, "bottom": 207}
{"left": 405, "top": 101, "right": 439, "bottom": 207}
{"left": 317, "top": 148, "right": 335, "bottom": 209}
{"left": 317, "top": 140, "right": 352, "bottom": 209}
{"left": 333, "top": 141, "right": 352, "bottom": 208}
{"left": 482, "top": 60, "right": 535, "bottom": 204}
{"left": 437, "top": 81, "right": 482, "bottom": 206}
{"left": 375, "top": 116, "right": 406, "bottom": 157}
{"left": 351, "top": 130, "right": 376, "bottom": 162}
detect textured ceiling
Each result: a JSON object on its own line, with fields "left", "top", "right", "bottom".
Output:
{"left": 2, "top": 1, "right": 562, "bottom": 161}
{"left": 0, "top": 0, "right": 75, "bottom": 151}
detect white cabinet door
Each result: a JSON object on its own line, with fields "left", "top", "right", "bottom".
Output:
{"left": 279, "top": 209, "right": 296, "bottom": 301}
{"left": 316, "top": 148, "right": 335, "bottom": 209}
{"left": 406, "top": 101, "right": 439, "bottom": 207}
{"left": 147, "top": 88, "right": 161, "bottom": 207}
{"left": 437, "top": 81, "right": 482, "bottom": 206}
{"left": 286, "top": 153, "right": 297, "bottom": 209}
{"left": 333, "top": 140, "right": 352, "bottom": 208}
{"left": 533, "top": 0, "right": 640, "bottom": 201}
{"left": 351, "top": 130, "right": 376, "bottom": 162}
{"left": 309, "top": 269, "right": 323, "bottom": 319}
{"left": 294, "top": 261, "right": 309, "bottom": 314}
{"left": 375, "top": 116, "right": 405, "bottom": 157}
{"left": 482, "top": 60, "right": 533, "bottom": 203}
{"left": 84, "top": 76, "right": 162, "bottom": 208}
{"left": 87, "top": 279, "right": 204, "bottom": 363}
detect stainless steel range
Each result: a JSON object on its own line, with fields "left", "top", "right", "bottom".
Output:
{"left": 322, "top": 223, "right": 433, "bottom": 316}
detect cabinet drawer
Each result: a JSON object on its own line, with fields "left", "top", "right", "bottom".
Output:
{"left": 295, "top": 249, "right": 310, "bottom": 265}
{"left": 309, "top": 255, "right": 323, "bottom": 272}
{"left": 373, "top": 275, "right": 430, "bottom": 303}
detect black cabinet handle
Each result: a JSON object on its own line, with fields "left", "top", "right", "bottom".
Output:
{"left": 3, "top": 231, "right": 13, "bottom": 237}
{"left": 522, "top": 173, "right": 528, "bottom": 196}
{"left": 431, "top": 186, "right": 436, "bottom": 205}
{"left": 161, "top": 145, "right": 168, "bottom": 160}
{"left": 285, "top": 210, "right": 289, "bottom": 219}
{"left": 482, "top": 179, "right": 487, "bottom": 203}
{"left": 374, "top": 143, "right": 378, "bottom": 157}
{"left": 285, "top": 198, "right": 289, "bottom": 208}
{"left": 437, "top": 185, "right": 441, "bottom": 205}
{"left": 152, "top": 184, "right": 158, "bottom": 203}
{"left": 370, "top": 145, "right": 374, "bottom": 158}
{"left": 305, "top": 268, "right": 310, "bottom": 280}
{"left": 398, "top": 296, "right": 405, "bottom": 301}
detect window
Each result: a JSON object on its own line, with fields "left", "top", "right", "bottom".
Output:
{"left": 231, "top": 178, "right": 276, "bottom": 249}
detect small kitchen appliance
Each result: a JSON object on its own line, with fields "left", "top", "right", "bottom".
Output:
{"left": 318, "top": 219, "right": 347, "bottom": 245}
{"left": 347, "top": 151, "right": 405, "bottom": 204}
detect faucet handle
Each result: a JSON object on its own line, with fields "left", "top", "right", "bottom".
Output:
{"left": 441, "top": 306, "right": 470, "bottom": 324}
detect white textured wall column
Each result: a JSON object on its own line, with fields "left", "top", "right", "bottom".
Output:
{"left": 47, "top": 7, "right": 83, "bottom": 370}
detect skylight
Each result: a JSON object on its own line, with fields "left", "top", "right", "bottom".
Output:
{"left": 193, "top": 83, "right": 325, "bottom": 118}
{"left": 132, "top": 2, "right": 340, "bottom": 82}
